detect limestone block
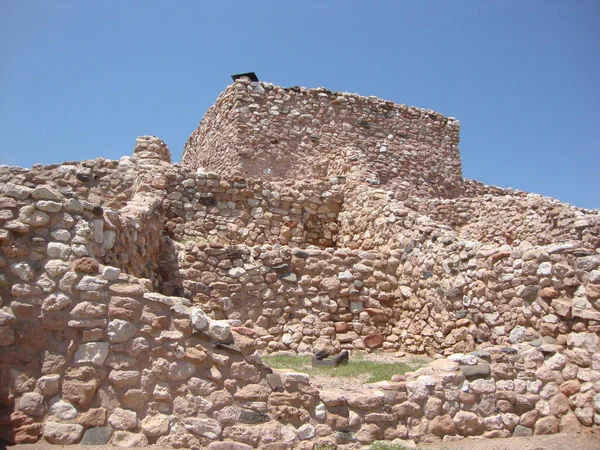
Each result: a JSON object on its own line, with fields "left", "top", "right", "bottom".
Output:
{"left": 108, "top": 408, "right": 138, "bottom": 430}
{"left": 74, "top": 342, "right": 109, "bottom": 366}
{"left": 43, "top": 422, "right": 83, "bottom": 444}
{"left": 183, "top": 417, "right": 222, "bottom": 439}
{"left": 18, "top": 392, "right": 45, "bottom": 417}
{"left": 107, "top": 319, "right": 137, "bottom": 343}
{"left": 112, "top": 431, "right": 148, "bottom": 447}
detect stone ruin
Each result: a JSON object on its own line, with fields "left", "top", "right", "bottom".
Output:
{"left": 0, "top": 76, "right": 599, "bottom": 448}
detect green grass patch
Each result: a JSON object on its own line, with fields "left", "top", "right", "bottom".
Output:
{"left": 263, "top": 354, "right": 422, "bottom": 383}
{"left": 370, "top": 442, "right": 413, "bottom": 450}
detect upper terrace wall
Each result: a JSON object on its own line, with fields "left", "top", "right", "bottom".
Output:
{"left": 0, "top": 158, "right": 137, "bottom": 210}
{"left": 162, "top": 170, "right": 343, "bottom": 250}
{"left": 411, "top": 193, "right": 600, "bottom": 248}
{"left": 183, "top": 80, "right": 463, "bottom": 199}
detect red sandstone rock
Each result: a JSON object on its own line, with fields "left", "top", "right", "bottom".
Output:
{"left": 540, "top": 287, "right": 560, "bottom": 299}
{"left": 491, "top": 251, "right": 511, "bottom": 262}
{"left": 363, "top": 333, "right": 383, "bottom": 348}
{"left": 429, "top": 414, "right": 457, "bottom": 436}
{"left": 77, "top": 407, "right": 107, "bottom": 427}
{"left": 62, "top": 380, "right": 98, "bottom": 409}
{"left": 560, "top": 379, "right": 581, "bottom": 396}
{"left": 334, "top": 322, "right": 347, "bottom": 333}
{"left": 231, "top": 326, "right": 255, "bottom": 336}
{"left": 534, "top": 416, "right": 559, "bottom": 435}
{"left": 73, "top": 257, "right": 99, "bottom": 274}
{"left": 453, "top": 411, "right": 483, "bottom": 436}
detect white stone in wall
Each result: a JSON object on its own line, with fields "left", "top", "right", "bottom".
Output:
{"left": 141, "top": 413, "right": 170, "bottom": 437}
{"left": 75, "top": 221, "right": 92, "bottom": 238}
{"left": 338, "top": 270, "right": 353, "bottom": 280}
{"left": 45, "top": 260, "right": 70, "bottom": 278}
{"left": 35, "top": 200, "right": 62, "bottom": 213}
{"left": 109, "top": 408, "right": 138, "bottom": 430}
{"left": 11, "top": 262, "right": 33, "bottom": 281}
{"left": 43, "top": 422, "right": 83, "bottom": 445}
{"left": 5, "top": 183, "right": 32, "bottom": 200}
{"left": 0, "top": 310, "right": 15, "bottom": 326}
{"left": 182, "top": 417, "right": 221, "bottom": 439}
{"left": 103, "top": 230, "right": 116, "bottom": 249}
{"left": 31, "top": 186, "right": 63, "bottom": 201}
{"left": 102, "top": 266, "right": 121, "bottom": 280}
{"left": 221, "top": 297, "right": 233, "bottom": 311}
{"left": 283, "top": 372, "right": 310, "bottom": 384}
{"left": 315, "top": 403, "right": 326, "bottom": 420}
{"left": 19, "top": 206, "right": 50, "bottom": 226}
{"left": 228, "top": 267, "right": 246, "bottom": 278}
{"left": 350, "top": 301, "right": 363, "bottom": 313}
{"left": 153, "top": 382, "right": 171, "bottom": 400}
{"left": 51, "top": 229, "right": 71, "bottom": 241}
{"left": 126, "top": 337, "right": 149, "bottom": 357}
{"left": 107, "top": 319, "right": 137, "bottom": 343}
{"left": 509, "top": 325, "right": 527, "bottom": 344}
{"left": 64, "top": 198, "right": 83, "bottom": 213}
{"left": 143, "top": 292, "right": 178, "bottom": 306}
{"left": 93, "top": 219, "right": 104, "bottom": 244}
{"left": 74, "top": 342, "right": 109, "bottom": 366}
{"left": 50, "top": 399, "right": 78, "bottom": 420}
{"left": 280, "top": 426, "right": 297, "bottom": 443}
{"left": 298, "top": 424, "right": 315, "bottom": 440}
{"left": 47, "top": 242, "right": 71, "bottom": 259}
{"left": 42, "top": 293, "right": 71, "bottom": 312}
{"left": 208, "top": 320, "right": 231, "bottom": 341}
{"left": 72, "top": 243, "right": 89, "bottom": 257}
{"left": 36, "top": 375, "right": 60, "bottom": 397}
{"left": 545, "top": 353, "right": 566, "bottom": 370}
{"left": 470, "top": 379, "right": 496, "bottom": 394}
{"left": 190, "top": 308, "right": 209, "bottom": 331}
{"left": 18, "top": 392, "right": 45, "bottom": 417}
{"left": 169, "top": 361, "right": 196, "bottom": 381}
{"left": 75, "top": 276, "right": 108, "bottom": 292}
{"left": 448, "top": 353, "right": 478, "bottom": 365}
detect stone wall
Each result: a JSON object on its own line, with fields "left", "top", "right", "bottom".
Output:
{"left": 162, "top": 170, "right": 343, "bottom": 250}
{"left": 408, "top": 190, "right": 600, "bottom": 248}
{"left": 2, "top": 77, "right": 600, "bottom": 447}
{"left": 2, "top": 260, "right": 599, "bottom": 446}
{"left": 0, "top": 156, "right": 137, "bottom": 210}
{"left": 172, "top": 233, "right": 600, "bottom": 357}
{"left": 183, "top": 79, "right": 463, "bottom": 199}
{"left": 0, "top": 257, "right": 323, "bottom": 447}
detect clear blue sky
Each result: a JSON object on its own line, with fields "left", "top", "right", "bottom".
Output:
{"left": 1, "top": 1, "right": 598, "bottom": 209}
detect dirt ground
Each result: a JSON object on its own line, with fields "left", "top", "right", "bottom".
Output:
{"left": 418, "top": 430, "right": 600, "bottom": 450}
{"left": 6, "top": 431, "right": 600, "bottom": 450}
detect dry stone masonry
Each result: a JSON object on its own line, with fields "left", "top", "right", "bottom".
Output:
{"left": 1, "top": 78, "right": 599, "bottom": 448}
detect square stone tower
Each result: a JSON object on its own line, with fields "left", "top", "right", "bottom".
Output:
{"left": 183, "top": 79, "right": 463, "bottom": 199}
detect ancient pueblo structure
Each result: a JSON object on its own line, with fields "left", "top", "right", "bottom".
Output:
{"left": 1, "top": 77, "right": 599, "bottom": 448}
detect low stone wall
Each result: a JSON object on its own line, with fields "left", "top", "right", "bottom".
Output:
{"left": 183, "top": 79, "right": 463, "bottom": 199}
{"left": 0, "top": 259, "right": 321, "bottom": 448}
{"left": 306, "top": 337, "right": 600, "bottom": 446}
{"left": 2, "top": 258, "right": 598, "bottom": 447}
